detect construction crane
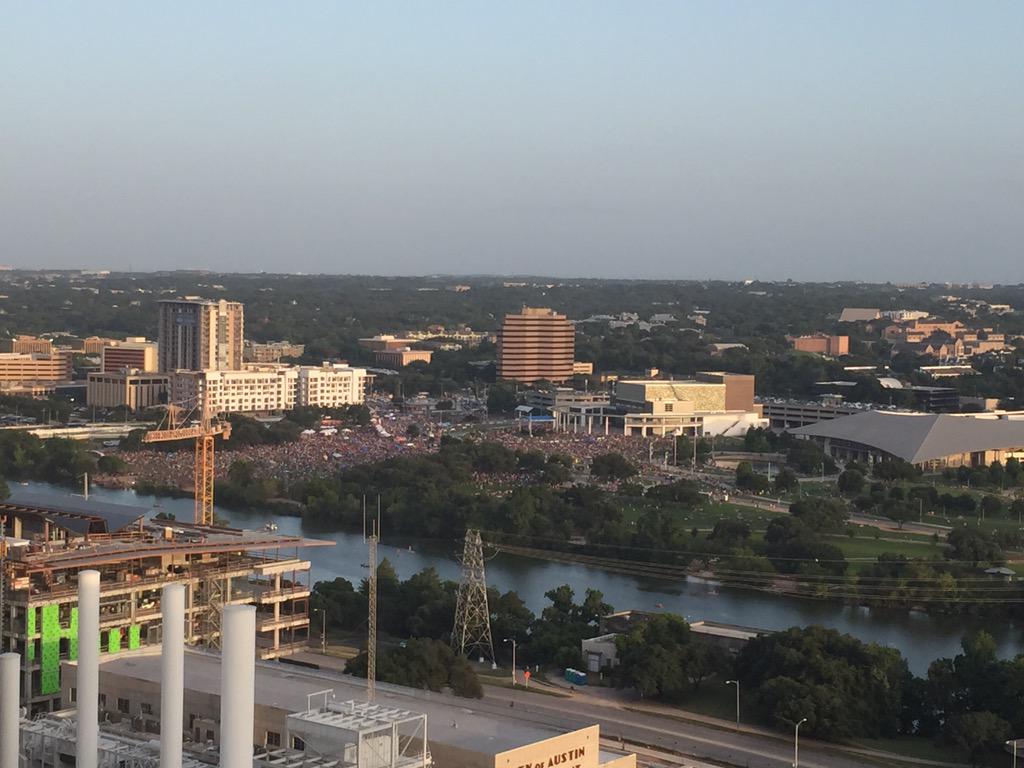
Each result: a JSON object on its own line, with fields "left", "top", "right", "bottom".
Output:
{"left": 142, "top": 400, "right": 231, "bottom": 526}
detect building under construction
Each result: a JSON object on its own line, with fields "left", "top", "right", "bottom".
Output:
{"left": 0, "top": 490, "right": 331, "bottom": 715}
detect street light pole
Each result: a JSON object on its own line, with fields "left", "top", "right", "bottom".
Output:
{"left": 504, "top": 638, "right": 517, "bottom": 686}
{"left": 1008, "top": 739, "right": 1018, "bottom": 768}
{"left": 794, "top": 718, "right": 808, "bottom": 768}
{"left": 318, "top": 608, "right": 327, "bottom": 654}
{"left": 725, "top": 679, "right": 740, "bottom": 726}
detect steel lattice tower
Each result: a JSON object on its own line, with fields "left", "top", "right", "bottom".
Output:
{"left": 451, "top": 529, "right": 495, "bottom": 662}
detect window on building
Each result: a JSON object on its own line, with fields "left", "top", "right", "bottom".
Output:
{"left": 141, "top": 702, "right": 153, "bottom": 715}
{"left": 99, "top": 693, "right": 107, "bottom": 709}
{"left": 117, "top": 697, "right": 130, "bottom": 714}
{"left": 266, "top": 731, "right": 281, "bottom": 747}
{"left": 206, "top": 729, "right": 215, "bottom": 743}
{"left": 664, "top": 403, "right": 673, "bottom": 412}
{"left": 292, "top": 736, "right": 306, "bottom": 751}
{"left": 69, "top": 688, "right": 77, "bottom": 704}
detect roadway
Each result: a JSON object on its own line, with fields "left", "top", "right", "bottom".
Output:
{"left": 477, "top": 684, "right": 921, "bottom": 768}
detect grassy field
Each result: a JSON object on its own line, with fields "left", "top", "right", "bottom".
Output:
{"left": 829, "top": 535, "right": 945, "bottom": 564}
{"left": 847, "top": 735, "right": 968, "bottom": 764}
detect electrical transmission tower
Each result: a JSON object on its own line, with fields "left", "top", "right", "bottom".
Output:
{"left": 367, "top": 525, "right": 378, "bottom": 703}
{"left": 451, "top": 529, "right": 495, "bottom": 663}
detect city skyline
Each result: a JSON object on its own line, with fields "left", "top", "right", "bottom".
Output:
{"left": 3, "top": 2, "right": 1022, "bottom": 282}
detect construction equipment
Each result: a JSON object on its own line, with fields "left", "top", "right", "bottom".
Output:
{"left": 142, "top": 401, "right": 231, "bottom": 526}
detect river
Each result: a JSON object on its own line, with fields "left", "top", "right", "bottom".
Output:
{"left": 20, "top": 481, "right": 1023, "bottom": 675}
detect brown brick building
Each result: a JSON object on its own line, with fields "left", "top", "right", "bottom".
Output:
{"left": 497, "top": 307, "right": 575, "bottom": 384}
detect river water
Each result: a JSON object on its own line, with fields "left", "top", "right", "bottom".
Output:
{"left": 21, "top": 481, "right": 1022, "bottom": 674}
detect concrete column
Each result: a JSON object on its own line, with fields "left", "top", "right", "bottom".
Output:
{"left": 1, "top": 653, "right": 20, "bottom": 768}
{"left": 77, "top": 569, "right": 100, "bottom": 768}
{"left": 220, "top": 605, "right": 255, "bottom": 768}
{"left": 160, "top": 583, "right": 185, "bottom": 768}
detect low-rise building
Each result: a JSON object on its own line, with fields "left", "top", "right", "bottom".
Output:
{"left": 373, "top": 347, "right": 433, "bottom": 367}
{"left": 172, "top": 363, "right": 369, "bottom": 416}
{"left": 0, "top": 350, "right": 74, "bottom": 393}
{"left": 554, "top": 372, "right": 766, "bottom": 437}
{"left": 86, "top": 369, "right": 169, "bottom": 410}
{"left": 789, "top": 334, "right": 849, "bottom": 356}
{"left": 59, "top": 649, "right": 636, "bottom": 768}
{"left": 244, "top": 340, "right": 306, "bottom": 363}
{"left": 0, "top": 335, "right": 54, "bottom": 355}
{"left": 791, "top": 410, "right": 1024, "bottom": 470}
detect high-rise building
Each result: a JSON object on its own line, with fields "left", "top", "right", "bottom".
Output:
{"left": 497, "top": 307, "right": 575, "bottom": 384}
{"left": 157, "top": 298, "right": 244, "bottom": 373}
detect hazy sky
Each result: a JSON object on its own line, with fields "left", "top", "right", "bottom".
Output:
{"left": 2, "top": 2, "right": 1021, "bottom": 281}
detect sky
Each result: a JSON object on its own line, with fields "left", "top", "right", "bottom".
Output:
{"left": 1, "top": 2, "right": 1022, "bottom": 281}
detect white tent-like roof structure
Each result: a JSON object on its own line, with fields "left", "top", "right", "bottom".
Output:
{"left": 790, "top": 410, "right": 1024, "bottom": 465}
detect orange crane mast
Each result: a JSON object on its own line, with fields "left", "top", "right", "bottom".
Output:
{"left": 141, "top": 404, "right": 231, "bottom": 525}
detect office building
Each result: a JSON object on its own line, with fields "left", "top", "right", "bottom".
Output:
{"left": 171, "top": 363, "right": 369, "bottom": 416}
{"left": 0, "top": 351, "right": 74, "bottom": 393}
{"left": 497, "top": 307, "right": 575, "bottom": 384}
{"left": 100, "top": 338, "right": 158, "bottom": 373}
{"left": 0, "top": 335, "right": 54, "bottom": 355}
{"left": 0, "top": 490, "right": 328, "bottom": 714}
{"left": 86, "top": 370, "right": 169, "bottom": 410}
{"left": 158, "top": 298, "right": 244, "bottom": 372}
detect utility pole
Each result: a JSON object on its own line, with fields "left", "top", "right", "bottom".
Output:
{"left": 726, "top": 679, "right": 740, "bottom": 726}
{"left": 451, "top": 529, "right": 495, "bottom": 664}
{"left": 794, "top": 717, "right": 808, "bottom": 767}
{"left": 367, "top": 521, "right": 378, "bottom": 703}
{"left": 504, "top": 637, "right": 517, "bottom": 686}
{"left": 318, "top": 607, "right": 327, "bottom": 654}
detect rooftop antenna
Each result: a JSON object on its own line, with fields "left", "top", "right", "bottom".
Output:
{"left": 367, "top": 517, "right": 378, "bottom": 703}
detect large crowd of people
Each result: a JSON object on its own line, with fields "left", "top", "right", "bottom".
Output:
{"left": 121, "top": 412, "right": 676, "bottom": 490}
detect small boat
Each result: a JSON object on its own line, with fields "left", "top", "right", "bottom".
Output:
{"left": 264, "top": 522, "right": 278, "bottom": 532}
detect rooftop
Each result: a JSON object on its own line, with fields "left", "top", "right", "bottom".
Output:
{"left": 790, "top": 410, "right": 1024, "bottom": 464}
{"left": 2, "top": 489, "right": 148, "bottom": 534}
{"left": 95, "top": 649, "right": 561, "bottom": 757}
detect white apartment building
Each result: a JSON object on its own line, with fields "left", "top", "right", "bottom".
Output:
{"left": 297, "top": 363, "right": 369, "bottom": 408}
{"left": 171, "top": 363, "right": 369, "bottom": 416}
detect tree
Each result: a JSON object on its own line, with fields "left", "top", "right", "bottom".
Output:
{"left": 790, "top": 498, "right": 849, "bottom": 533}
{"left": 946, "top": 527, "right": 1002, "bottom": 566}
{"left": 882, "top": 499, "right": 916, "bottom": 530}
{"left": 946, "top": 711, "right": 1010, "bottom": 768}
{"left": 736, "top": 462, "right": 772, "bottom": 493}
{"left": 96, "top": 454, "right": 127, "bottom": 474}
{"left": 616, "top": 614, "right": 728, "bottom": 701}
{"left": 487, "top": 383, "right": 518, "bottom": 414}
{"left": 773, "top": 468, "right": 799, "bottom": 494}
{"left": 837, "top": 469, "right": 865, "bottom": 496}
{"left": 590, "top": 453, "right": 637, "bottom": 481}
{"left": 787, "top": 442, "right": 835, "bottom": 475}
{"left": 737, "top": 626, "right": 912, "bottom": 739}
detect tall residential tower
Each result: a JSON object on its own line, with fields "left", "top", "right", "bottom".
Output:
{"left": 157, "top": 298, "right": 244, "bottom": 372}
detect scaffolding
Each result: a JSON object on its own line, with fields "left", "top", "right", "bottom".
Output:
{"left": 286, "top": 700, "right": 431, "bottom": 768}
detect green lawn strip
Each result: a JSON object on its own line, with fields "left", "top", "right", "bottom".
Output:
{"left": 831, "top": 535, "right": 943, "bottom": 563}
{"left": 847, "top": 736, "right": 969, "bottom": 765}
{"left": 477, "top": 672, "right": 569, "bottom": 697}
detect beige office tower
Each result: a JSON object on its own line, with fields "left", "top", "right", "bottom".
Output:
{"left": 497, "top": 307, "right": 575, "bottom": 384}
{"left": 158, "top": 298, "right": 244, "bottom": 372}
